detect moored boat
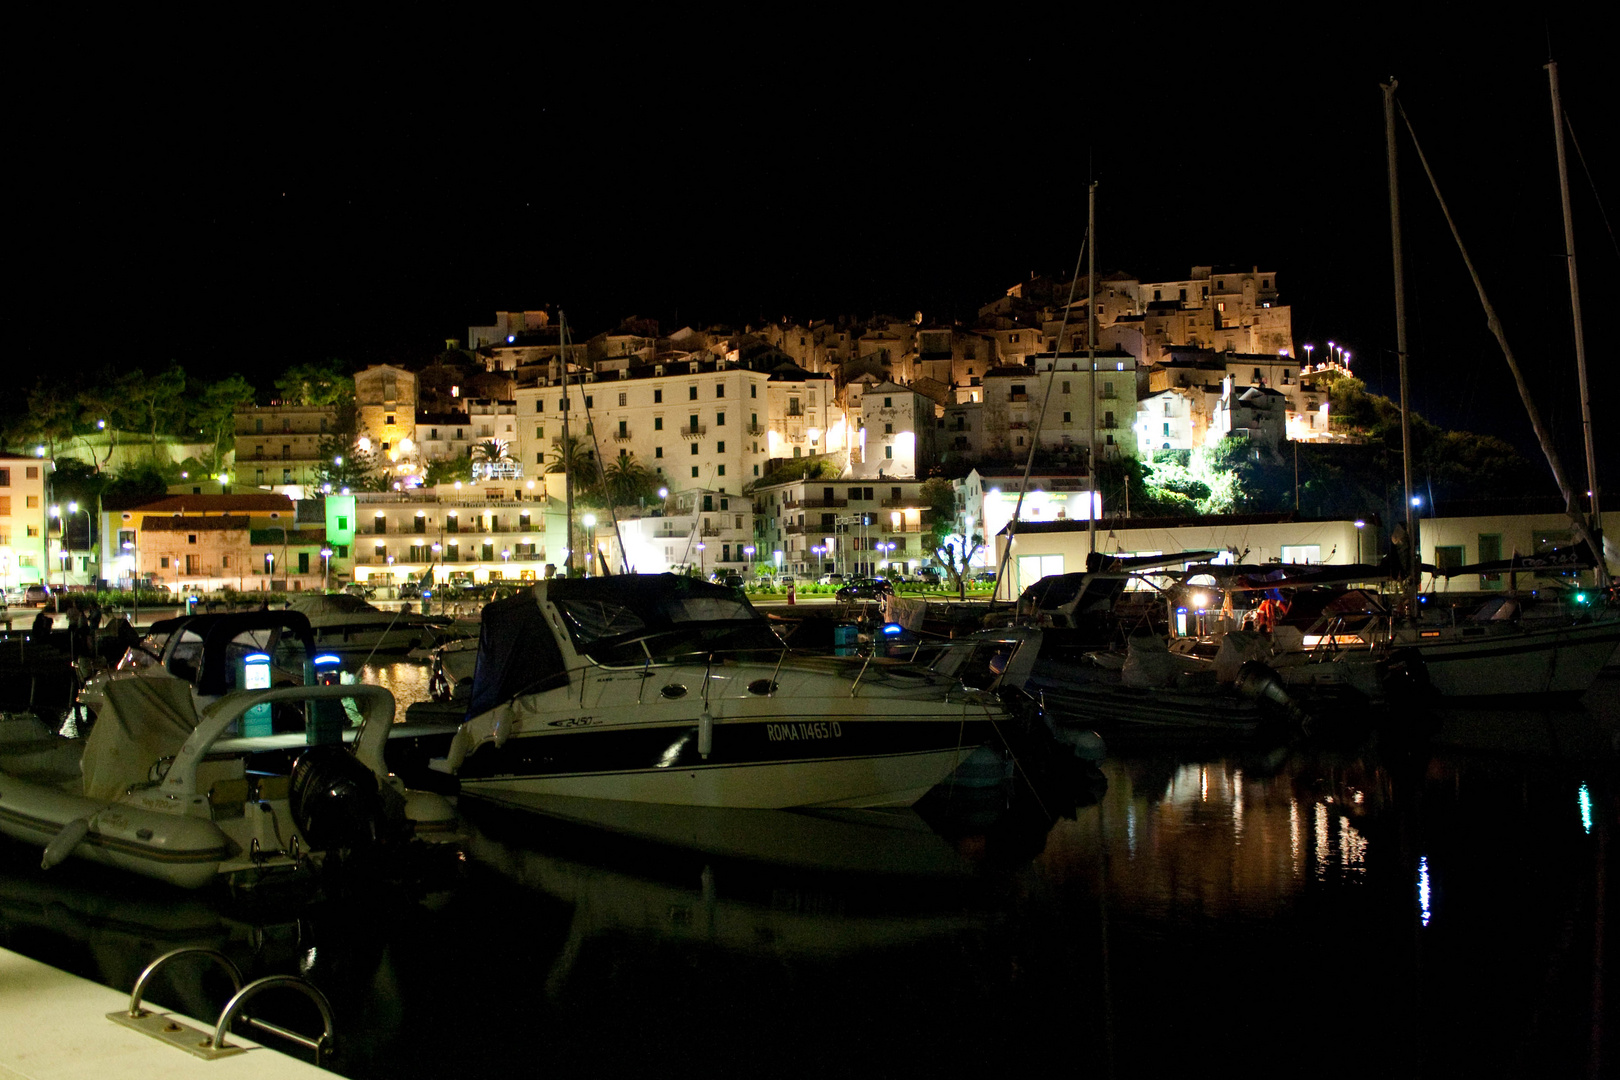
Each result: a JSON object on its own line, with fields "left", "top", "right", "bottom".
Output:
{"left": 432, "top": 574, "right": 1017, "bottom": 809}
{"left": 282, "top": 594, "right": 452, "bottom": 655}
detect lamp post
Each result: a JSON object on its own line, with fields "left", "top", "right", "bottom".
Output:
{"left": 1303, "top": 343, "right": 1313, "bottom": 369}
{"left": 582, "top": 514, "right": 597, "bottom": 577}
{"left": 320, "top": 547, "right": 333, "bottom": 593}
{"left": 695, "top": 542, "right": 706, "bottom": 580}
{"left": 123, "top": 539, "right": 138, "bottom": 625}
{"left": 743, "top": 544, "right": 755, "bottom": 580}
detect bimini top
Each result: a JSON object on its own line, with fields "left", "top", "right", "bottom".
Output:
{"left": 463, "top": 575, "right": 784, "bottom": 721}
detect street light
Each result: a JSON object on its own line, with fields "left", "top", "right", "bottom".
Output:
{"left": 320, "top": 547, "right": 334, "bottom": 592}
{"left": 695, "top": 542, "right": 706, "bottom": 579}
{"left": 1354, "top": 519, "right": 1366, "bottom": 564}
{"left": 1303, "top": 343, "right": 1313, "bottom": 368}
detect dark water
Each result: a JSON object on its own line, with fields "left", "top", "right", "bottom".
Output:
{"left": 2, "top": 659, "right": 1613, "bottom": 1080}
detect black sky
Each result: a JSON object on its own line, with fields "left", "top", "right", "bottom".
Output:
{"left": 14, "top": 17, "right": 1617, "bottom": 488}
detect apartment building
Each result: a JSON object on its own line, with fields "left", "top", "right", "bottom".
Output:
{"left": 0, "top": 454, "right": 48, "bottom": 591}
{"left": 346, "top": 488, "right": 564, "bottom": 589}
{"left": 753, "top": 476, "right": 931, "bottom": 579}
{"left": 233, "top": 405, "right": 340, "bottom": 493}
{"left": 511, "top": 354, "right": 840, "bottom": 506}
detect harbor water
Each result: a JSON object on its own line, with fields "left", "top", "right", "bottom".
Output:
{"left": 1, "top": 654, "right": 1612, "bottom": 1080}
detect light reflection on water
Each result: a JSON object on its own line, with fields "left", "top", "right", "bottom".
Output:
{"left": 0, "top": 673, "right": 1612, "bottom": 1078}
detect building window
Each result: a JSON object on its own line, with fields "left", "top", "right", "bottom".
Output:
{"left": 386, "top": 414, "right": 395, "bottom": 425}
{"left": 655, "top": 447, "right": 663, "bottom": 458}
{"left": 716, "top": 412, "right": 725, "bottom": 427}
{"left": 750, "top": 385, "right": 757, "bottom": 399}
{"left": 692, "top": 467, "right": 700, "bottom": 478}
{"left": 689, "top": 386, "right": 698, "bottom": 401}
{"left": 655, "top": 417, "right": 663, "bottom": 430}
{"left": 885, "top": 446, "right": 893, "bottom": 459}
{"left": 654, "top": 389, "right": 662, "bottom": 403}
{"left": 691, "top": 443, "right": 699, "bottom": 456}
{"left": 717, "top": 465, "right": 726, "bottom": 476}
{"left": 716, "top": 384, "right": 725, "bottom": 398}
{"left": 618, "top": 392, "right": 627, "bottom": 407}
{"left": 584, "top": 396, "right": 593, "bottom": 409}
{"left": 536, "top": 400, "right": 544, "bottom": 412}
{"left": 717, "top": 441, "right": 725, "bottom": 453}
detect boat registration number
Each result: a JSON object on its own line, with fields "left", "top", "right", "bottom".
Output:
{"left": 765, "top": 721, "right": 844, "bottom": 742}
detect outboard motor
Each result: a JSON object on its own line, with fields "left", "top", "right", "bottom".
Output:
{"left": 289, "top": 745, "right": 401, "bottom": 854}
{"left": 1233, "top": 660, "right": 1316, "bottom": 736}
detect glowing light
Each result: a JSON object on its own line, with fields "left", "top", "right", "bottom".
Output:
{"left": 1418, "top": 856, "right": 1432, "bottom": 927}
{"left": 1578, "top": 783, "right": 1593, "bottom": 834}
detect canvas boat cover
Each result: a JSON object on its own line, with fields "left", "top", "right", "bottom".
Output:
{"left": 82, "top": 677, "right": 200, "bottom": 800}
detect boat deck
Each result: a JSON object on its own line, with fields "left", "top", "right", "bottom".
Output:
{"left": 0, "top": 947, "right": 328, "bottom": 1079}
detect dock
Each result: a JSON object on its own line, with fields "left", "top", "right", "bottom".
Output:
{"left": 0, "top": 947, "right": 328, "bottom": 1079}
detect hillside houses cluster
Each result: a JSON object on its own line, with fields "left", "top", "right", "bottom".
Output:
{"left": 15, "top": 266, "right": 1384, "bottom": 595}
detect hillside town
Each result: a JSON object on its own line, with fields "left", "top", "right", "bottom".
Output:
{"left": 0, "top": 265, "right": 1609, "bottom": 602}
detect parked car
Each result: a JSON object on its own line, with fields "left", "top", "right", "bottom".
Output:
{"left": 836, "top": 578, "right": 893, "bottom": 603}
{"left": 398, "top": 581, "right": 423, "bottom": 600}
{"left": 817, "top": 573, "right": 845, "bottom": 587}
{"left": 916, "top": 567, "right": 942, "bottom": 585}
{"left": 344, "top": 582, "right": 377, "bottom": 599}
{"left": 717, "top": 573, "right": 745, "bottom": 588}
{"left": 21, "top": 584, "right": 53, "bottom": 607}
{"left": 776, "top": 575, "right": 797, "bottom": 589}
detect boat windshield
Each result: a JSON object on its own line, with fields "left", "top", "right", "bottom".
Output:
{"left": 547, "top": 575, "right": 783, "bottom": 665}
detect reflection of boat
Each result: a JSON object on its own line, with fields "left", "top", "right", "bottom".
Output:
{"left": 434, "top": 575, "right": 1014, "bottom": 809}
{"left": 283, "top": 594, "right": 452, "bottom": 655}
{"left": 0, "top": 681, "right": 458, "bottom": 889}
{"left": 459, "top": 799, "right": 993, "bottom": 999}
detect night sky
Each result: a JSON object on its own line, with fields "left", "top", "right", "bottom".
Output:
{"left": 15, "top": 17, "right": 1616, "bottom": 487}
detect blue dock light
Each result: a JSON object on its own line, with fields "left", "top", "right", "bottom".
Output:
{"left": 880, "top": 622, "right": 904, "bottom": 636}
{"left": 313, "top": 653, "right": 343, "bottom": 686}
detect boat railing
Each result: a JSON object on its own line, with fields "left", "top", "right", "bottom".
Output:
{"left": 161, "top": 684, "right": 396, "bottom": 801}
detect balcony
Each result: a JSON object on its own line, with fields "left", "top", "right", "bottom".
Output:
{"left": 784, "top": 523, "right": 806, "bottom": 535}
{"left": 681, "top": 426, "right": 706, "bottom": 440}
{"left": 700, "top": 526, "right": 723, "bottom": 538}
{"left": 800, "top": 499, "right": 847, "bottom": 508}
{"left": 613, "top": 430, "right": 633, "bottom": 442}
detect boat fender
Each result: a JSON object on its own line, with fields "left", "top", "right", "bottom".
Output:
{"left": 698, "top": 709, "right": 713, "bottom": 759}
{"left": 42, "top": 816, "right": 92, "bottom": 870}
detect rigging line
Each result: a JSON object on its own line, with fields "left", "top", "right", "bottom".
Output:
{"left": 575, "top": 376, "right": 632, "bottom": 573}
{"left": 989, "top": 225, "right": 1091, "bottom": 608}
{"left": 1396, "top": 100, "right": 1604, "bottom": 571}
{"left": 675, "top": 464, "right": 722, "bottom": 573}
{"left": 1562, "top": 112, "right": 1620, "bottom": 264}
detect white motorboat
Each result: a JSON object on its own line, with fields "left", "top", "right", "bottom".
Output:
{"left": 432, "top": 574, "right": 1016, "bottom": 810}
{"left": 282, "top": 594, "right": 452, "bottom": 656}
{"left": 1, "top": 679, "right": 458, "bottom": 890}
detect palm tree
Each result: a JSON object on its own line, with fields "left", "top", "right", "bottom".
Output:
{"left": 602, "top": 454, "right": 654, "bottom": 507}
{"left": 544, "top": 435, "right": 598, "bottom": 499}
{"left": 470, "top": 438, "right": 513, "bottom": 479}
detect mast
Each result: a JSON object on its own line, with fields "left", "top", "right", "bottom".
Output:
{"left": 560, "top": 310, "right": 575, "bottom": 577}
{"left": 1383, "top": 81, "right": 1420, "bottom": 608}
{"left": 1546, "top": 60, "right": 1607, "bottom": 587}
{"left": 1087, "top": 180, "right": 1098, "bottom": 554}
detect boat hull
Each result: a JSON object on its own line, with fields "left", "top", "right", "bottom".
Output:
{"left": 1396, "top": 618, "right": 1620, "bottom": 698}
{"left": 457, "top": 716, "right": 991, "bottom": 809}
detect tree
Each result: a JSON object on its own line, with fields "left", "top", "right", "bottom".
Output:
{"left": 545, "top": 434, "right": 600, "bottom": 502}
{"left": 274, "top": 361, "right": 353, "bottom": 407}
{"left": 312, "top": 434, "right": 381, "bottom": 492}
{"left": 918, "top": 477, "right": 981, "bottom": 598}
{"left": 11, "top": 380, "right": 76, "bottom": 459}
{"left": 469, "top": 438, "right": 513, "bottom": 480}
{"left": 423, "top": 455, "right": 473, "bottom": 487}
{"left": 125, "top": 364, "right": 188, "bottom": 460}
{"left": 189, "top": 375, "right": 257, "bottom": 476}
{"left": 601, "top": 454, "right": 657, "bottom": 507}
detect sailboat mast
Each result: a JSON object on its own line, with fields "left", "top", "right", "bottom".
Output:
{"left": 1546, "top": 60, "right": 1607, "bottom": 587}
{"left": 1087, "top": 180, "right": 1097, "bottom": 554}
{"left": 1384, "top": 80, "right": 1420, "bottom": 607}
{"left": 560, "top": 310, "right": 575, "bottom": 578}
